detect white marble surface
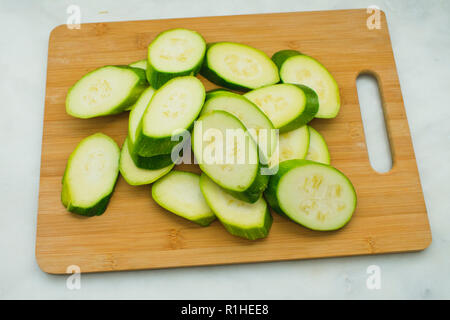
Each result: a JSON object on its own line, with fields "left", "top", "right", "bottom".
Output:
{"left": 0, "top": 0, "right": 449, "bottom": 299}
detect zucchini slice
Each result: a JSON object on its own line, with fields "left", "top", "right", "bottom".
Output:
{"left": 272, "top": 50, "right": 340, "bottom": 118}
{"left": 305, "top": 126, "right": 330, "bottom": 165}
{"left": 200, "top": 91, "right": 277, "bottom": 162}
{"left": 201, "top": 42, "right": 279, "bottom": 91}
{"left": 264, "top": 159, "right": 356, "bottom": 231}
{"left": 135, "top": 76, "right": 205, "bottom": 157}
{"left": 152, "top": 171, "right": 215, "bottom": 226}
{"left": 244, "top": 83, "right": 318, "bottom": 132}
{"left": 200, "top": 174, "right": 272, "bottom": 240}
{"left": 147, "top": 28, "right": 206, "bottom": 89}
{"left": 120, "top": 137, "right": 174, "bottom": 186}
{"left": 192, "top": 110, "right": 268, "bottom": 203}
{"left": 129, "top": 59, "right": 147, "bottom": 70}
{"left": 269, "top": 125, "right": 309, "bottom": 167}
{"left": 127, "top": 87, "right": 174, "bottom": 169}
{"left": 66, "top": 66, "right": 147, "bottom": 119}
{"left": 61, "top": 133, "right": 120, "bottom": 216}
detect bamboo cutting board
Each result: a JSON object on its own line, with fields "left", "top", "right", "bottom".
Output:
{"left": 36, "top": 9, "right": 431, "bottom": 274}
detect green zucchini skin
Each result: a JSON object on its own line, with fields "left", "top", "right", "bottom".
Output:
{"left": 61, "top": 133, "right": 120, "bottom": 217}
{"left": 264, "top": 159, "right": 357, "bottom": 230}
{"left": 278, "top": 84, "right": 319, "bottom": 133}
{"left": 271, "top": 50, "right": 303, "bottom": 70}
{"left": 66, "top": 66, "right": 147, "bottom": 119}
{"left": 205, "top": 88, "right": 232, "bottom": 100}
{"left": 61, "top": 189, "right": 114, "bottom": 217}
{"left": 134, "top": 123, "right": 192, "bottom": 157}
{"left": 146, "top": 63, "right": 203, "bottom": 90}
{"left": 223, "top": 206, "right": 272, "bottom": 240}
{"left": 146, "top": 29, "right": 206, "bottom": 89}
{"left": 125, "top": 65, "right": 147, "bottom": 80}
{"left": 127, "top": 138, "right": 174, "bottom": 170}
{"left": 188, "top": 215, "right": 217, "bottom": 227}
{"left": 264, "top": 161, "right": 295, "bottom": 217}
{"left": 226, "top": 172, "right": 269, "bottom": 204}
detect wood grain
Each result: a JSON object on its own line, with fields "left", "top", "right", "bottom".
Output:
{"left": 36, "top": 9, "right": 431, "bottom": 274}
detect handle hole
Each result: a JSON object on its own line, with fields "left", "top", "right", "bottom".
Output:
{"left": 356, "top": 73, "right": 392, "bottom": 173}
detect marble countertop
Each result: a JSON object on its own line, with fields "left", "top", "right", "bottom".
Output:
{"left": 0, "top": 0, "right": 449, "bottom": 299}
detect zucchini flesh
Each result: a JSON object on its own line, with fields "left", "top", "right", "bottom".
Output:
{"left": 135, "top": 76, "right": 205, "bottom": 157}
{"left": 152, "top": 171, "right": 215, "bottom": 226}
{"left": 147, "top": 28, "right": 206, "bottom": 89}
{"left": 264, "top": 159, "right": 356, "bottom": 231}
{"left": 128, "top": 87, "right": 174, "bottom": 169}
{"left": 61, "top": 133, "right": 120, "bottom": 216}
{"left": 244, "top": 83, "right": 318, "bottom": 132}
{"left": 273, "top": 50, "right": 340, "bottom": 118}
{"left": 129, "top": 59, "right": 147, "bottom": 70}
{"left": 66, "top": 66, "right": 147, "bottom": 118}
{"left": 120, "top": 138, "right": 174, "bottom": 186}
{"left": 305, "top": 126, "right": 330, "bottom": 165}
{"left": 201, "top": 42, "right": 279, "bottom": 91}
{"left": 200, "top": 174, "right": 272, "bottom": 240}
{"left": 200, "top": 91, "right": 277, "bottom": 162}
{"left": 192, "top": 110, "right": 268, "bottom": 203}
{"left": 269, "top": 125, "right": 309, "bottom": 167}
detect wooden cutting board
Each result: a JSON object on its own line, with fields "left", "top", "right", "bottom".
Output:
{"left": 36, "top": 9, "right": 431, "bottom": 274}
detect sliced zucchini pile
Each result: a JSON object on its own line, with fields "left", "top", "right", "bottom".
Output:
{"left": 62, "top": 27, "right": 356, "bottom": 238}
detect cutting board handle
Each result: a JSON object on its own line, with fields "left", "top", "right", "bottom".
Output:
{"left": 356, "top": 70, "right": 395, "bottom": 173}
